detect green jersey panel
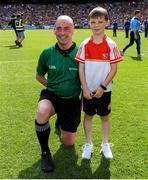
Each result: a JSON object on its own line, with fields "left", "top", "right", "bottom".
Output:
{"left": 37, "top": 45, "right": 81, "bottom": 99}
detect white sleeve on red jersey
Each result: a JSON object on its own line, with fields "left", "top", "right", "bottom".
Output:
{"left": 75, "top": 42, "right": 85, "bottom": 64}
{"left": 107, "top": 37, "right": 122, "bottom": 64}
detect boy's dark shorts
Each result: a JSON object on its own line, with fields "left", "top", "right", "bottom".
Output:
{"left": 39, "top": 89, "right": 81, "bottom": 133}
{"left": 82, "top": 92, "right": 111, "bottom": 116}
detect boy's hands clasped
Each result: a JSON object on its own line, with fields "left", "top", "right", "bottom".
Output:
{"left": 83, "top": 86, "right": 104, "bottom": 100}
{"left": 92, "top": 86, "right": 104, "bottom": 98}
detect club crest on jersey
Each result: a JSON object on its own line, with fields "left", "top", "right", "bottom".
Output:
{"left": 102, "top": 53, "right": 108, "bottom": 60}
{"left": 48, "top": 65, "right": 56, "bottom": 70}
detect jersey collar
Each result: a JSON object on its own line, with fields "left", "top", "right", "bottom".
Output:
{"left": 55, "top": 42, "right": 76, "bottom": 57}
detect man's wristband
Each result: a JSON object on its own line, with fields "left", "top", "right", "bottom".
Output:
{"left": 100, "top": 84, "right": 107, "bottom": 90}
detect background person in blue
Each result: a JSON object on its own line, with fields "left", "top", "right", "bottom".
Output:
{"left": 144, "top": 18, "right": 148, "bottom": 38}
{"left": 120, "top": 10, "right": 142, "bottom": 57}
{"left": 124, "top": 18, "right": 130, "bottom": 38}
{"left": 113, "top": 20, "right": 118, "bottom": 37}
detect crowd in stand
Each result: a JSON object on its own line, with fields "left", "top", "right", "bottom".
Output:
{"left": 0, "top": 1, "right": 148, "bottom": 29}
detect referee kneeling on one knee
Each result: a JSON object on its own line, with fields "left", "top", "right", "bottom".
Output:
{"left": 35, "top": 15, "right": 81, "bottom": 172}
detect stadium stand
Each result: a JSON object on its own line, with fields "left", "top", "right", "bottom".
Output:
{"left": 0, "top": 1, "right": 147, "bottom": 29}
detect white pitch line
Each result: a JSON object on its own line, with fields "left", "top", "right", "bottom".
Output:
{"left": 0, "top": 60, "right": 36, "bottom": 64}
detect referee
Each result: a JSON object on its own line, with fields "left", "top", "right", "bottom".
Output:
{"left": 120, "top": 10, "right": 142, "bottom": 57}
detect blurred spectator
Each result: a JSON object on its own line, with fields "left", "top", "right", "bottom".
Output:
{"left": 0, "top": 1, "right": 147, "bottom": 29}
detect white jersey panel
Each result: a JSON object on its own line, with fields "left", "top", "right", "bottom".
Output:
{"left": 85, "top": 61, "right": 112, "bottom": 92}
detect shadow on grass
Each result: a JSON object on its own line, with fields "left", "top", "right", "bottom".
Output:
{"left": 18, "top": 144, "right": 80, "bottom": 179}
{"left": 18, "top": 145, "right": 110, "bottom": 179}
{"left": 2, "top": 45, "right": 21, "bottom": 49}
{"left": 130, "top": 56, "right": 143, "bottom": 61}
{"left": 92, "top": 156, "right": 111, "bottom": 179}
{"left": 79, "top": 156, "right": 110, "bottom": 179}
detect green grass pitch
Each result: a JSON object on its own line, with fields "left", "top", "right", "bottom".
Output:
{"left": 0, "top": 29, "right": 147, "bottom": 178}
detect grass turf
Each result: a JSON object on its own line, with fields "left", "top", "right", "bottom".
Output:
{"left": 0, "top": 29, "right": 147, "bottom": 178}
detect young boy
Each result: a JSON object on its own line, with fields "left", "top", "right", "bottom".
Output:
{"left": 75, "top": 7, "right": 122, "bottom": 160}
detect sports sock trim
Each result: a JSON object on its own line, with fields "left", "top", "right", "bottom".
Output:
{"left": 35, "top": 120, "right": 50, "bottom": 132}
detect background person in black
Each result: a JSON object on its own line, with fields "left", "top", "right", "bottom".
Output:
{"left": 15, "top": 14, "right": 25, "bottom": 47}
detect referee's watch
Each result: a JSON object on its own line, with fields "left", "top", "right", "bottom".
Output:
{"left": 100, "top": 84, "right": 107, "bottom": 90}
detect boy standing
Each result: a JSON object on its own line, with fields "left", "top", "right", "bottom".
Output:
{"left": 75, "top": 7, "right": 122, "bottom": 160}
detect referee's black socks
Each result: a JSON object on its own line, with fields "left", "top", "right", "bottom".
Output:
{"left": 35, "top": 120, "right": 50, "bottom": 155}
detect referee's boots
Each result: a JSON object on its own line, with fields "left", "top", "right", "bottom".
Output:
{"left": 41, "top": 151, "right": 55, "bottom": 172}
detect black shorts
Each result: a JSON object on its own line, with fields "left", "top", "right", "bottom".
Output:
{"left": 82, "top": 92, "right": 111, "bottom": 116}
{"left": 39, "top": 89, "right": 81, "bottom": 133}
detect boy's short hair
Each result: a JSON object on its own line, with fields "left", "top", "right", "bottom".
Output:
{"left": 88, "top": 7, "right": 109, "bottom": 21}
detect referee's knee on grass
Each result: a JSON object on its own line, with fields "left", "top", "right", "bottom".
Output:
{"left": 61, "top": 133, "right": 75, "bottom": 146}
